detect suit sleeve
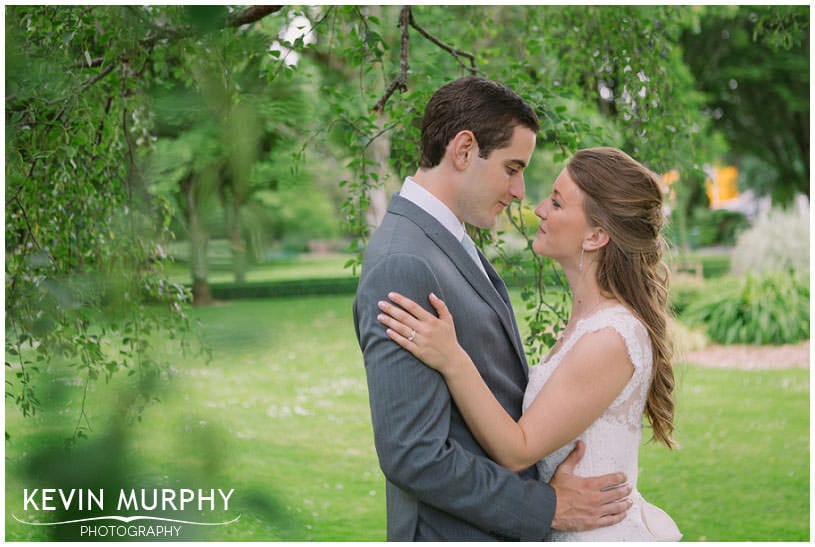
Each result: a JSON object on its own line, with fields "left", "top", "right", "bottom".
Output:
{"left": 354, "top": 252, "right": 556, "bottom": 540}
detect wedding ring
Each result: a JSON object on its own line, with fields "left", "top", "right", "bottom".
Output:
{"left": 408, "top": 329, "right": 416, "bottom": 342}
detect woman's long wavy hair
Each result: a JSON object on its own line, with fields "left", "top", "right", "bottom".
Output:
{"left": 567, "top": 147, "right": 676, "bottom": 448}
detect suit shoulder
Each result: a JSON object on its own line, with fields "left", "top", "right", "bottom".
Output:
{"left": 360, "top": 249, "right": 435, "bottom": 285}
{"left": 362, "top": 214, "right": 434, "bottom": 269}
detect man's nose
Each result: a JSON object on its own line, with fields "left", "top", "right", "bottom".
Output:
{"left": 511, "top": 176, "right": 525, "bottom": 201}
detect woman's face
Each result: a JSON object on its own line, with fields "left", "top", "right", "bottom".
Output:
{"left": 532, "top": 167, "right": 593, "bottom": 265}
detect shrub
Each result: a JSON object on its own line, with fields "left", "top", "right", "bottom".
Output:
{"left": 669, "top": 276, "right": 708, "bottom": 316}
{"left": 209, "top": 277, "right": 359, "bottom": 299}
{"left": 731, "top": 204, "right": 809, "bottom": 275}
{"left": 670, "top": 207, "right": 750, "bottom": 249}
{"left": 696, "top": 254, "right": 732, "bottom": 278}
{"left": 683, "top": 269, "right": 809, "bottom": 345}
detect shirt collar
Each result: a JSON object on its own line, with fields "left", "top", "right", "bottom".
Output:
{"left": 398, "top": 177, "right": 466, "bottom": 241}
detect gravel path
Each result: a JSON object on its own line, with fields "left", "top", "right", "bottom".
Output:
{"left": 680, "top": 340, "right": 810, "bottom": 370}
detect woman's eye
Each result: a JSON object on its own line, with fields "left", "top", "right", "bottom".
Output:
{"left": 552, "top": 199, "right": 561, "bottom": 209}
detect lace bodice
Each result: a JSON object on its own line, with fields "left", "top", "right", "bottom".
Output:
{"left": 524, "top": 305, "right": 680, "bottom": 541}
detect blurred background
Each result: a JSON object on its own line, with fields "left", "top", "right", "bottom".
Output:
{"left": 5, "top": 5, "right": 809, "bottom": 541}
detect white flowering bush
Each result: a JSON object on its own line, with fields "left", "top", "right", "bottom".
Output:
{"left": 731, "top": 203, "right": 810, "bottom": 275}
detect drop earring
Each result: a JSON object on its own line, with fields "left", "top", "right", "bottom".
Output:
{"left": 579, "top": 246, "right": 586, "bottom": 273}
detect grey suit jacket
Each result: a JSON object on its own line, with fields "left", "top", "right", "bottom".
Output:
{"left": 353, "top": 195, "right": 556, "bottom": 541}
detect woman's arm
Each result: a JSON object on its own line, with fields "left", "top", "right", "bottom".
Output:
{"left": 377, "top": 292, "right": 635, "bottom": 472}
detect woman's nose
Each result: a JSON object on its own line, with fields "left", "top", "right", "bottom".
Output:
{"left": 534, "top": 199, "right": 547, "bottom": 219}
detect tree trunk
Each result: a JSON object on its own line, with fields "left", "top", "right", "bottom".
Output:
{"left": 366, "top": 114, "right": 397, "bottom": 229}
{"left": 227, "top": 197, "right": 246, "bottom": 283}
{"left": 184, "top": 176, "right": 213, "bottom": 306}
{"left": 192, "top": 277, "right": 212, "bottom": 306}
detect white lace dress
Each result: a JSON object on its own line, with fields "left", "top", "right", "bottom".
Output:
{"left": 523, "top": 305, "right": 681, "bottom": 542}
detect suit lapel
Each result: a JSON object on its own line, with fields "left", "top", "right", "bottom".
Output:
{"left": 478, "top": 250, "right": 529, "bottom": 376}
{"left": 388, "top": 196, "right": 529, "bottom": 372}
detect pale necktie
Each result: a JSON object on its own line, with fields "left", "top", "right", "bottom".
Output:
{"left": 461, "top": 233, "right": 489, "bottom": 278}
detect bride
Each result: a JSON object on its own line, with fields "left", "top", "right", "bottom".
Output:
{"left": 377, "top": 147, "right": 682, "bottom": 541}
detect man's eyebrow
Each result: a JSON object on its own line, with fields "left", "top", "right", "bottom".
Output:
{"left": 505, "top": 159, "right": 527, "bottom": 169}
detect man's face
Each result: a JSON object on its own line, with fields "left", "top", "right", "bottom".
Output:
{"left": 456, "top": 126, "right": 536, "bottom": 229}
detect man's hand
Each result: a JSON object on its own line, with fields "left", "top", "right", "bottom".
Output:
{"left": 550, "top": 441, "right": 632, "bottom": 532}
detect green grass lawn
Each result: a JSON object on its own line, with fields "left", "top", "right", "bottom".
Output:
{"left": 5, "top": 295, "right": 810, "bottom": 541}
{"left": 638, "top": 364, "right": 809, "bottom": 541}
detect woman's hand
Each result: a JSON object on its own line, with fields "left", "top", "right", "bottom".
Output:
{"left": 377, "top": 292, "right": 466, "bottom": 375}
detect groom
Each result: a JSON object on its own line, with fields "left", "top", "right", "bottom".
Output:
{"left": 353, "top": 76, "right": 631, "bottom": 541}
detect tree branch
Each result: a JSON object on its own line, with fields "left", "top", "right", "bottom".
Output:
{"left": 12, "top": 194, "right": 51, "bottom": 260}
{"left": 140, "top": 5, "right": 283, "bottom": 48}
{"left": 371, "top": 6, "right": 479, "bottom": 113}
{"left": 75, "top": 56, "right": 105, "bottom": 68}
{"left": 95, "top": 96, "right": 114, "bottom": 146}
{"left": 226, "top": 5, "right": 283, "bottom": 27}
{"left": 80, "top": 63, "right": 116, "bottom": 93}
{"left": 409, "top": 9, "right": 478, "bottom": 74}
{"left": 373, "top": 6, "right": 411, "bottom": 113}
{"left": 365, "top": 122, "right": 398, "bottom": 149}
{"left": 10, "top": 6, "right": 282, "bottom": 111}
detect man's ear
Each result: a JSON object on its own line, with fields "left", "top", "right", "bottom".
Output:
{"left": 583, "top": 227, "right": 610, "bottom": 251}
{"left": 448, "top": 130, "right": 478, "bottom": 170}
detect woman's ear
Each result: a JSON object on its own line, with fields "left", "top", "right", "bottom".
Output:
{"left": 583, "top": 227, "right": 609, "bottom": 251}
{"left": 449, "top": 130, "right": 477, "bottom": 170}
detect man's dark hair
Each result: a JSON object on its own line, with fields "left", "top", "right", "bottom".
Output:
{"left": 418, "top": 76, "right": 540, "bottom": 169}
